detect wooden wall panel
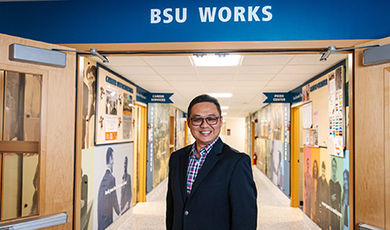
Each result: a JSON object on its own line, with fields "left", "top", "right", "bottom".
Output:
{"left": 354, "top": 37, "right": 390, "bottom": 229}
{"left": 385, "top": 68, "right": 390, "bottom": 230}
{"left": 0, "top": 33, "right": 76, "bottom": 229}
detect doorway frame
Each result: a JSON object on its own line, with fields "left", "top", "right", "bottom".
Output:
{"left": 68, "top": 39, "right": 363, "bottom": 230}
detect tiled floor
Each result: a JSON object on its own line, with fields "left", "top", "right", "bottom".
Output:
{"left": 109, "top": 167, "right": 321, "bottom": 230}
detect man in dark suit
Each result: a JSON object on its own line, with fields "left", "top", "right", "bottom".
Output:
{"left": 166, "top": 94, "right": 257, "bottom": 230}
{"left": 97, "top": 147, "right": 120, "bottom": 230}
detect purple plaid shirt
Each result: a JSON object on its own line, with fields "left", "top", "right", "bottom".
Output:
{"left": 186, "top": 137, "right": 219, "bottom": 195}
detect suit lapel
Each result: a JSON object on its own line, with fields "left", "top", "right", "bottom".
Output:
{"left": 179, "top": 146, "right": 190, "bottom": 203}
{"left": 189, "top": 138, "right": 224, "bottom": 198}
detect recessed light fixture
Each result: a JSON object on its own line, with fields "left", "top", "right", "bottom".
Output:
{"left": 221, "top": 106, "right": 229, "bottom": 110}
{"left": 190, "top": 54, "right": 242, "bottom": 67}
{"left": 208, "top": 93, "right": 233, "bottom": 98}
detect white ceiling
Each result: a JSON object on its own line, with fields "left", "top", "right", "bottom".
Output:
{"left": 103, "top": 53, "right": 347, "bottom": 118}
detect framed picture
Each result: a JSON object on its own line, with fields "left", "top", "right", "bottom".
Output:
{"left": 95, "top": 65, "right": 136, "bottom": 145}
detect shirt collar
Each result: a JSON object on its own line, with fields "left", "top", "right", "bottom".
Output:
{"left": 190, "top": 137, "right": 220, "bottom": 159}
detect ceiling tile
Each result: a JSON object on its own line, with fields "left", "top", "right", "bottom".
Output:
{"left": 241, "top": 54, "right": 294, "bottom": 66}
{"left": 160, "top": 74, "right": 198, "bottom": 81}
{"left": 196, "top": 67, "right": 239, "bottom": 74}
{"left": 111, "top": 66, "right": 156, "bottom": 75}
{"left": 235, "top": 74, "right": 275, "bottom": 81}
{"left": 238, "top": 65, "right": 283, "bottom": 74}
{"left": 105, "top": 55, "right": 146, "bottom": 66}
{"left": 153, "top": 66, "right": 196, "bottom": 74}
{"left": 142, "top": 56, "right": 193, "bottom": 66}
{"left": 279, "top": 65, "right": 327, "bottom": 74}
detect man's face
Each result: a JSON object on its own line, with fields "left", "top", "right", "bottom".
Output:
{"left": 188, "top": 102, "right": 222, "bottom": 147}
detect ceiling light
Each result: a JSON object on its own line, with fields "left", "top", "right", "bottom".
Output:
{"left": 190, "top": 54, "right": 242, "bottom": 67}
{"left": 208, "top": 93, "right": 233, "bottom": 98}
{"left": 221, "top": 106, "right": 229, "bottom": 110}
{"left": 222, "top": 112, "right": 227, "bottom": 116}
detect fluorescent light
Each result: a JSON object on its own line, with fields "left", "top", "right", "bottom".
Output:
{"left": 221, "top": 106, "right": 229, "bottom": 110}
{"left": 208, "top": 93, "right": 233, "bottom": 98}
{"left": 190, "top": 54, "right": 242, "bottom": 67}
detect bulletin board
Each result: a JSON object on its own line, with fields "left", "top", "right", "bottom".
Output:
{"left": 95, "top": 66, "right": 136, "bottom": 145}
{"left": 308, "top": 66, "right": 345, "bottom": 156}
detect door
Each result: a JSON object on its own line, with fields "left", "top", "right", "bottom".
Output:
{"left": 136, "top": 103, "right": 147, "bottom": 203}
{"left": 290, "top": 106, "right": 300, "bottom": 208}
{"left": 354, "top": 36, "right": 390, "bottom": 229}
{"left": 0, "top": 33, "right": 76, "bottom": 229}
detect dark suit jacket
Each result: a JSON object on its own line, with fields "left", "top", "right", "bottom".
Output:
{"left": 166, "top": 138, "right": 257, "bottom": 230}
{"left": 97, "top": 169, "right": 120, "bottom": 230}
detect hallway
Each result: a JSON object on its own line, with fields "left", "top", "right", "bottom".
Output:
{"left": 109, "top": 167, "right": 320, "bottom": 230}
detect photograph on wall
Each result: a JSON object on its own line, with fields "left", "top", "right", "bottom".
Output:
{"left": 302, "top": 84, "right": 310, "bottom": 102}
{"left": 95, "top": 66, "right": 136, "bottom": 145}
{"left": 94, "top": 143, "right": 133, "bottom": 230}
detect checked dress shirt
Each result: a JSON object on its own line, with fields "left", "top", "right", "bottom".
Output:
{"left": 186, "top": 137, "right": 220, "bottom": 195}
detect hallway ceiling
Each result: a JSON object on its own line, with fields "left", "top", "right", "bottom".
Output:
{"left": 103, "top": 53, "right": 348, "bottom": 117}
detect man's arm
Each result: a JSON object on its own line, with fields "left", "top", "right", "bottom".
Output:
{"left": 166, "top": 155, "right": 174, "bottom": 230}
{"left": 229, "top": 154, "right": 258, "bottom": 230}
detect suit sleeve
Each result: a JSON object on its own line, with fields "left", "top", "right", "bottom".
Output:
{"left": 166, "top": 154, "right": 175, "bottom": 230}
{"left": 229, "top": 154, "right": 258, "bottom": 230}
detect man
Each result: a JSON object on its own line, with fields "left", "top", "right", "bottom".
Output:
{"left": 166, "top": 94, "right": 257, "bottom": 230}
{"left": 329, "top": 158, "right": 341, "bottom": 230}
{"left": 121, "top": 156, "right": 132, "bottom": 213}
{"left": 97, "top": 147, "right": 120, "bottom": 230}
{"left": 318, "top": 161, "right": 330, "bottom": 230}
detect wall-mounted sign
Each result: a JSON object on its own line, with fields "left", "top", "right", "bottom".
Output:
{"left": 0, "top": 1, "right": 389, "bottom": 44}
{"left": 263, "top": 92, "right": 295, "bottom": 103}
{"left": 147, "top": 93, "right": 173, "bottom": 103}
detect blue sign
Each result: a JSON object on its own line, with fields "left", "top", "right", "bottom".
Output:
{"left": 0, "top": 0, "right": 389, "bottom": 44}
{"left": 263, "top": 92, "right": 295, "bottom": 103}
{"left": 147, "top": 93, "right": 173, "bottom": 104}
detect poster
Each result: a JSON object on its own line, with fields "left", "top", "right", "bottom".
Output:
{"left": 302, "top": 102, "right": 312, "bottom": 129}
{"left": 95, "top": 66, "right": 136, "bottom": 145}
{"left": 328, "top": 67, "right": 344, "bottom": 157}
{"left": 94, "top": 143, "right": 133, "bottom": 230}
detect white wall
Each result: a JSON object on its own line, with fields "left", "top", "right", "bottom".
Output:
{"left": 220, "top": 117, "right": 246, "bottom": 153}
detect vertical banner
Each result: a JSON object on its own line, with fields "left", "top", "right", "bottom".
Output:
{"left": 94, "top": 143, "right": 133, "bottom": 230}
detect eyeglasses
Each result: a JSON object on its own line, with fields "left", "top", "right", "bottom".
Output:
{"left": 190, "top": 116, "right": 220, "bottom": 126}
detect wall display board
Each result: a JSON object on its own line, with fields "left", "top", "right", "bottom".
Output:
{"left": 95, "top": 66, "right": 136, "bottom": 145}
{"left": 293, "top": 60, "right": 350, "bottom": 230}
{"left": 94, "top": 143, "right": 133, "bottom": 230}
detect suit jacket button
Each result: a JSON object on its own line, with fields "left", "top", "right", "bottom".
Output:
{"left": 184, "top": 211, "right": 189, "bottom": 216}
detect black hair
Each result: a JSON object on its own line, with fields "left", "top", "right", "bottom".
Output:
{"left": 187, "top": 94, "right": 221, "bottom": 118}
{"left": 106, "top": 147, "right": 114, "bottom": 164}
